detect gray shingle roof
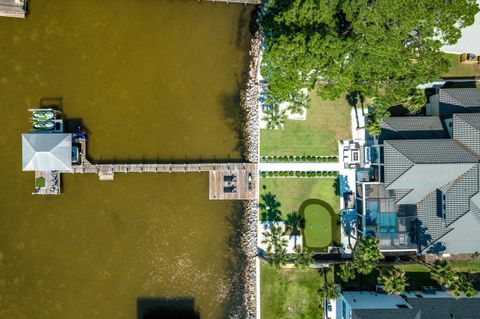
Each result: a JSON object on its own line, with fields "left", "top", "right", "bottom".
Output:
{"left": 352, "top": 308, "right": 420, "bottom": 319}
{"left": 408, "top": 296, "right": 480, "bottom": 319}
{"left": 380, "top": 117, "right": 447, "bottom": 142}
{"left": 384, "top": 138, "right": 480, "bottom": 253}
{"left": 384, "top": 139, "right": 478, "bottom": 164}
{"left": 387, "top": 163, "right": 476, "bottom": 205}
{"left": 438, "top": 88, "right": 480, "bottom": 115}
{"left": 425, "top": 210, "right": 480, "bottom": 254}
{"left": 453, "top": 113, "right": 480, "bottom": 155}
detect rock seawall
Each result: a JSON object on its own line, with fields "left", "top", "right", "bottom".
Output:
{"left": 238, "top": 31, "right": 262, "bottom": 319}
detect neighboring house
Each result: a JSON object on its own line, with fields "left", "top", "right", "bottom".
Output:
{"left": 328, "top": 290, "right": 480, "bottom": 319}
{"left": 356, "top": 88, "right": 480, "bottom": 255}
{"left": 427, "top": 88, "right": 480, "bottom": 117}
{"left": 441, "top": 0, "right": 480, "bottom": 56}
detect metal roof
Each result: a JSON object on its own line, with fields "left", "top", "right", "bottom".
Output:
{"left": 22, "top": 133, "right": 72, "bottom": 171}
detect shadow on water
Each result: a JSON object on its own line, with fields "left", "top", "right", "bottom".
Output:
{"left": 222, "top": 200, "right": 248, "bottom": 317}
{"left": 39, "top": 97, "right": 64, "bottom": 112}
{"left": 137, "top": 297, "right": 200, "bottom": 319}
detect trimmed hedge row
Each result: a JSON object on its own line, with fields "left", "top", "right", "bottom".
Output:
{"left": 260, "top": 171, "right": 338, "bottom": 178}
{"left": 261, "top": 155, "right": 337, "bottom": 163}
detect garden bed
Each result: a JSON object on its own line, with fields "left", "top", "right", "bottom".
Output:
{"left": 261, "top": 155, "right": 338, "bottom": 163}
{"left": 261, "top": 171, "right": 338, "bottom": 178}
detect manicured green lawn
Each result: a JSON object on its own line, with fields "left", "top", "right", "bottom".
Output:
{"left": 261, "top": 261, "right": 331, "bottom": 319}
{"left": 260, "top": 178, "right": 341, "bottom": 245}
{"left": 260, "top": 91, "right": 352, "bottom": 156}
{"left": 444, "top": 53, "right": 480, "bottom": 78}
{"left": 303, "top": 202, "right": 333, "bottom": 249}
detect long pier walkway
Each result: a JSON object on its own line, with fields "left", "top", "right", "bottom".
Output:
{"left": 34, "top": 137, "right": 258, "bottom": 200}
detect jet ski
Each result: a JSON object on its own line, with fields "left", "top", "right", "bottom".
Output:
{"left": 33, "top": 121, "right": 55, "bottom": 130}
{"left": 32, "top": 110, "right": 55, "bottom": 120}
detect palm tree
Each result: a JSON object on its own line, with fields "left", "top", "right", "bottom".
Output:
{"left": 293, "top": 248, "right": 314, "bottom": 270}
{"left": 431, "top": 260, "right": 458, "bottom": 288}
{"left": 431, "top": 260, "right": 478, "bottom": 298}
{"left": 262, "top": 226, "right": 288, "bottom": 268}
{"left": 318, "top": 282, "right": 341, "bottom": 301}
{"left": 262, "top": 225, "right": 287, "bottom": 253}
{"left": 450, "top": 275, "right": 477, "bottom": 298}
{"left": 377, "top": 267, "right": 407, "bottom": 295}
{"left": 353, "top": 238, "right": 382, "bottom": 275}
{"left": 263, "top": 105, "right": 287, "bottom": 130}
{"left": 287, "top": 90, "right": 309, "bottom": 115}
{"left": 338, "top": 262, "right": 357, "bottom": 282}
{"left": 285, "top": 211, "right": 302, "bottom": 246}
{"left": 259, "top": 192, "right": 282, "bottom": 224}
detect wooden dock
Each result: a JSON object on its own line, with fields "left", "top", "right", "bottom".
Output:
{"left": 30, "top": 137, "right": 259, "bottom": 200}
{"left": 69, "top": 162, "right": 258, "bottom": 200}
{"left": 33, "top": 170, "right": 60, "bottom": 195}
{"left": 0, "top": 0, "right": 27, "bottom": 18}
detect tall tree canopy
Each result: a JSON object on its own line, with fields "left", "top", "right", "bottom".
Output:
{"left": 260, "top": 0, "right": 479, "bottom": 125}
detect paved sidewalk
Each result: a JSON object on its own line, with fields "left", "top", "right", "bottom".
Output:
{"left": 258, "top": 162, "right": 342, "bottom": 172}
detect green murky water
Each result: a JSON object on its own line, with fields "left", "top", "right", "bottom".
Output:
{"left": 0, "top": 1, "right": 253, "bottom": 318}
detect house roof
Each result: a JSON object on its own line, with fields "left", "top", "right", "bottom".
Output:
{"left": 386, "top": 163, "right": 476, "bottom": 205}
{"left": 348, "top": 292, "right": 480, "bottom": 319}
{"left": 380, "top": 116, "right": 447, "bottom": 142}
{"left": 352, "top": 309, "right": 420, "bottom": 319}
{"left": 407, "top": 296, "right": 480, "bottom": 319}
{"left": 382, "top": 113, "right": 480, "bottom": 253}
{"left": 440, "top": 0, "right": 480, "bottom": 55}
{"left": 22, "top": 133, "right": 72, "bottom": 171}
{"left": 437, "top": 88, "right": 480, "bottom": 116}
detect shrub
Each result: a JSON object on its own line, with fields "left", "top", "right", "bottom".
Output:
{"left": 323, "top": 171, "right": 328, "bottom": 177}
{"left": 289, "top": 171, "right": 294, "bottom": 176}
{"left": 261, "top": 171, "right": 266, "bottom": 178}
{"left": 301, "top": 172, "right": 306, "bottom": 177}
{"left": 316, "top": 171, "right": 322, "bottom": 176}
{"left": 268, "top": 171, "right": 273, "bottom": 177}
{"left": 289, "top": 156, "right": 294, "bottom": 162}
{"left": 295, "top": 156, "right": 301, "bottom": 162}
{"left": 322, "top": 157, "right": 328, "bottom": 162}
{"left": 328, "top": 171, "right": 333, "bottom": 176}
{"left": 333, "top": 171, "right": 338, "bottom": 176}
{"left": 295, "top": 171, "right": 301, "bottom": 177}
{"left": 274, "top": 171, "right": 279, "bottom": 176}
{"left": 301, "top": 156, "right": 306, "bottom": 161}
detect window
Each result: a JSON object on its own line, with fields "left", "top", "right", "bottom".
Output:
{"left": 396, "top": 304, "right": 409, "bottom": 308}
{"left": 342, "top": 300, "right": 347, "bottom": 319}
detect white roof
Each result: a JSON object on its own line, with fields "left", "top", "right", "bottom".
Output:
{"left": 441, "top": 1, "right": 480, "bottom": 55}
{"left": 22, "top": 133, "right": 72, "bottom": 171}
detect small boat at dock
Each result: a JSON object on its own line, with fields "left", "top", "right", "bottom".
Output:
{"left": 33, "top": 121, "right": 55, "bottom": 130}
